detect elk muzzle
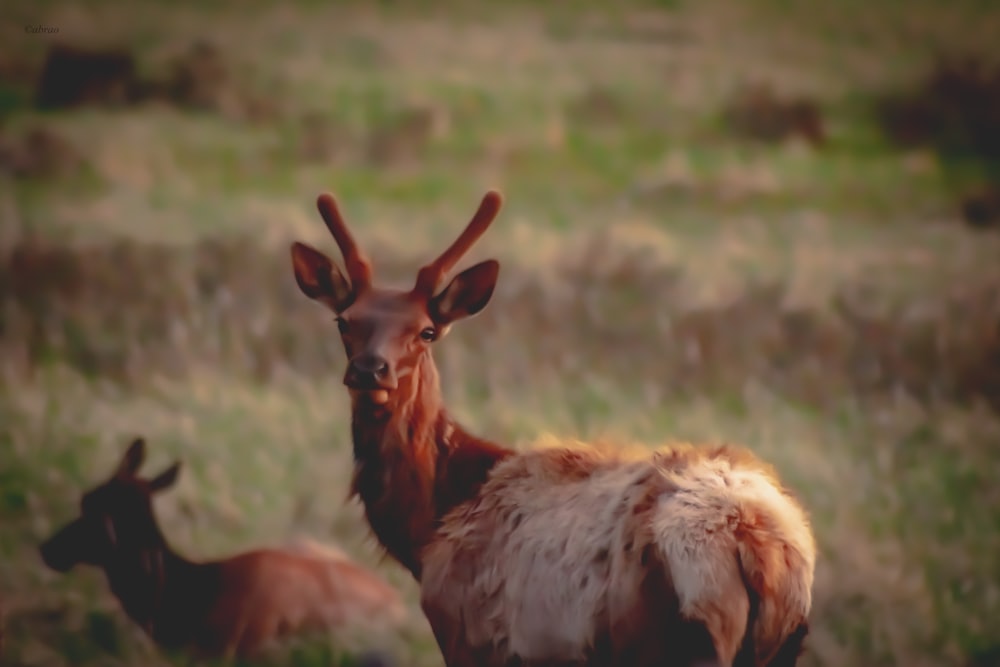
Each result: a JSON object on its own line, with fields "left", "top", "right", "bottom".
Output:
{"left": 345, "top": 353, "right": 398, "bottom": 393}
{"left": 39, "top": 519, "right": 87, "bottom": 572}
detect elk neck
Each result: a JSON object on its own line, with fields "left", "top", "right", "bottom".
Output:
{"left": 349, "top": 349, "right": 513, "bottom": 580}
{"left": 101, "top": 514, "right": 215, "bottom": 648}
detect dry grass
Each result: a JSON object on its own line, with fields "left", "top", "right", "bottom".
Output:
{"left": 2, "top": 1, "right": 1000, "bottom": 666}
{"left": 2, "top": 235, "right": 998, "bottom": 409}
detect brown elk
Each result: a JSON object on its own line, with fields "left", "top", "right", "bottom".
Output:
{"left": 38, "top": 437, "right": 407, "bottom": 660}
{"left": 289, "top": 191, "right": 817, "bottom": 667}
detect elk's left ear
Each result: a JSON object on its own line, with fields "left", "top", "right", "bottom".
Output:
{"left": 430, "top": 260, "right": 500, "bottom": 326}
{"left": 118, "top": 437, "right": 146, "bottom": 477}
{"left": 149, "top": 462, "right": 182, "bottom": 493}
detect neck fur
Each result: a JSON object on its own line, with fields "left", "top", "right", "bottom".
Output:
{"left": 101, "top": 517, "right": 202, "bottom": 644}
{"left": 349, "top": 353, "right": 512, "bottom": 580}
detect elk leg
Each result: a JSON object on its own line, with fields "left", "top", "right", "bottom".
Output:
{"left": 422, "top": 600, "right": 490, "bottom": 667}
{"left": 671, "top": 617, "right": 725, "bottom": 667}
{"left": 764, "top": 623, "right": 808, "bottom": 667}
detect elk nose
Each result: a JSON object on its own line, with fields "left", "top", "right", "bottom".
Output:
{"left": 346, "top": 353, "right": 394, "bottom": 389}
{"left": 354, "top": 353, "right": 389, "bottom": 377}
{"left": 39, "top": 539, "right": 72, "bottom": 573}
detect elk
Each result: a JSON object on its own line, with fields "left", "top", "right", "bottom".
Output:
{"left": 289, "top": 190, "right": 817, "bottom": 667}
{"left": 38, "top": 437, "right": 407, "bottom": 660}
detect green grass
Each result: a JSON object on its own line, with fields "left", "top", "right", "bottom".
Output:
{"left": 2, "top": 0, "right": 1000, "bottom": 666}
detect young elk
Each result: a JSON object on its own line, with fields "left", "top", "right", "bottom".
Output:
{"left": 289, "top": 191, "right": 816, "bottom": 667}
{"left": 39, "top": 437, "right": 406, "bottom": 660}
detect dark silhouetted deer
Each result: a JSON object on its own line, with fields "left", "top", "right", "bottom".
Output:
{"left": 39, "top": 437, "right": 407, "bottom": 660}
{"left": 289, "top": 191, "right": 816, "bottom": 667}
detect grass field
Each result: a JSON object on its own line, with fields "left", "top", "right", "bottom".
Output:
{"left": 2, "top": 1, "right": 1000, "bottom": 666}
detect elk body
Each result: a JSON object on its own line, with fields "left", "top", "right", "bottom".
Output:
{"left": 290, "top": 191, "right": 817, "bottom": 667}
{"left": 38, "top": 437, "right": 407, "bottom": 660}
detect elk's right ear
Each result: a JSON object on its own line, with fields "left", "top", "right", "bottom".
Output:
{"left": 290, "top": 242, "right": 355, "bottom": 313}
{"left": 118, "top": 437, "right": 146, "bottom": 477}
{"left": 149, "top": 462, "right": 182, "bottom": 493}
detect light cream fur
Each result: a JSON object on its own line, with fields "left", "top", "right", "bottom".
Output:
{"left": 282, "top": 535, "right": 353, "bottom": 563}
{"left": 420, "top": 438, "right": 816, "bottom": 667}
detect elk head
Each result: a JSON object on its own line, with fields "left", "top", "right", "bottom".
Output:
{"left": 289, "top": 191, "right": 503, "bottom": 409}
{"left": 39, "top": 437, "right": 181, "bottom": 572}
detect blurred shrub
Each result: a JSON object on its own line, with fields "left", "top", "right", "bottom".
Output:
{"left": 877, "top": 55, "right": 1000, "bottom": 167}
{"left": 722, "top": 82, "right": 826, "bottom": 148}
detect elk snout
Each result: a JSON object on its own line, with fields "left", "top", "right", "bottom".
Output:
{"left": 39, "top": 524, "right": 80, "bottom": 573}
{"left": 345, "top": 353, "right": 397, "bottom": 391}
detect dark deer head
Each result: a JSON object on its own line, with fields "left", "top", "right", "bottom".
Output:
{"left": 39, "top": 437, "right": 181, "bottom": 573}
{"left": 290, "top": 191, "right": 503, "bottom": 409}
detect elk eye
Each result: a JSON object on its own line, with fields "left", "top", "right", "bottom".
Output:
{"left": 335, "top": 318, "right": 348, "bottom": 334}
{"left": 420, "top": 327, "right": 437, "bottom": 342}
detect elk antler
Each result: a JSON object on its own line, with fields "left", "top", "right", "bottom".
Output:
{"left": 413, "top": 190, "right": 503, "bottom": 296}
{"left": 317, "top": 193, "right": 373, "bottom": 290}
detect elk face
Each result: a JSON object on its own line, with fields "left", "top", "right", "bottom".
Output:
{"left": 39, "top": 437, "right": 181, "bottom": 572}
{"left": 290, "top": 192, "right": 503, "bottom": 407}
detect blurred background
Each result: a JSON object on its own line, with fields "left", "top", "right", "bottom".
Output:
{"left": 1, "top": 0, "right": 999, "bottom": 665}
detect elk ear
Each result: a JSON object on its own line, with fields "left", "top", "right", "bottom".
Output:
{"left": 430, "top": 260, "right": 500, "bottom": 326}
{"left": 118, "top": 437, "right": 146, "bottom": 477}
{"left": 149, "top": 462, "right": 182, "bottom": 493}
{"left": 290, "top": 242, "right": 354, "bottom": 313}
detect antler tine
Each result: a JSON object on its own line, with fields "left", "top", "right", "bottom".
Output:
{"left": 414, "top": 190, "right": 503, "bottom": 295}
{"left": 316, "top": 193, "right": 373, "bottom": 289}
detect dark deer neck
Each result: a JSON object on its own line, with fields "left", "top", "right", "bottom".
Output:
{"left": 350, "top": 354, "right": 513, "bottom": 580}
{"left": 102, "top": 518, "right": 208, "bottom": 647}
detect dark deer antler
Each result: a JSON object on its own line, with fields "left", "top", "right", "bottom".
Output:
{"left": 317, "top": 193, "right": 373, "bottom": 290}
{"left": 413, "top": 190, "right": 503, "bottom": 296}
